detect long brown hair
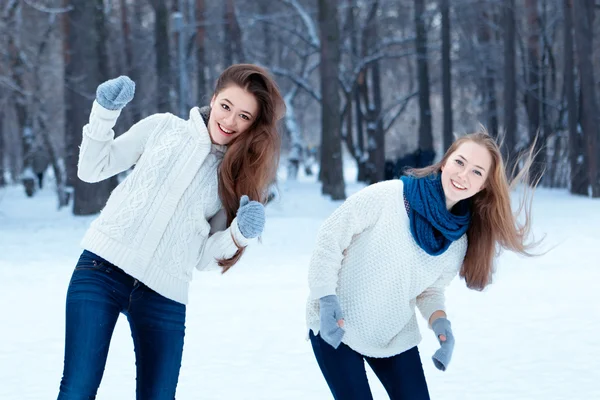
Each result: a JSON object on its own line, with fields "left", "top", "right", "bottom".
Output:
{"left": 406, "top": 129, "right": 541, "bottom": 290}
{"left": 213, "top": 64, "right": 285, "bottom": 272}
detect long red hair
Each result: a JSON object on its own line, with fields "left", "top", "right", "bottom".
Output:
{"left": 406, "top": 129, "right": 541, "bottom": 290}
{"left": 213, "top": 64, "right": 285, "bottom": 272}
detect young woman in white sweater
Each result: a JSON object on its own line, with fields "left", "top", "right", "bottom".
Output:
{"left": 57, "top": 64, "right": 285, "bottom": 399}
{"left": 307, "top": 131, "right": 539, "bottom": 399}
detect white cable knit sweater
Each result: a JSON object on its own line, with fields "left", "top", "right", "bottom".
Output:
{"left": 306, "top": 179, "right": 467, "bottom": 358}
{"left": 78, "top": 101, "right": 254, "bottom": 304}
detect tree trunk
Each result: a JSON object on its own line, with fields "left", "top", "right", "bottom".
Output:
{"left": 347, "top": 1, "right": 367, "bottom": 182}
{"left": 440, "top": 0, "right": 453, "bottom": 152}
{"left": 524, "top": 0, "right": 545, "bottom": 184}
{"left": 0, "top": 110, "right": 5, "bottom": 187}
{"left": 361, "top": 2, "right": 384, "bottom": 184}
{"left": 478, "top": 7, "right": 498, "bottom": 138}
{"left": 229, "top": 0, "right": 244, "bottom": 63}
{"left": 414, "top": 0, "right": 433, "bottom": 155}
{"left": 354, "top": 81, "right": 367, "bottom": 182}
{"left": 223, "top": 0, "right": 244, "bottom": 66}
{"left": 154, "top": 1, "right": 172, "bottom": 113}
{"left": 318, "top": 0, "right": 345, "bottom": 200}
{"left": 563, "top": 0, "right": 587, "bottom": 195}
{"left": 196, "top": 0, "right": 207, "bottom": 103}
{"left": 64, "top": 0, "right": 116, "bottom": 215}
{"left": 503, "top": 0, "right": 517, "bottom": 173}
{"left": 572, "top": 0, "right": 600, "bottom": 196}
{"left": 120, "top": 0, "right": 141, "bottom": 123}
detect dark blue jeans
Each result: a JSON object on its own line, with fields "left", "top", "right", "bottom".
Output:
{"left": 309, "top": 331, "right": 430, "bottom": 400}
{"left": 58, "top": 250, "right": 186, "bottom": 400}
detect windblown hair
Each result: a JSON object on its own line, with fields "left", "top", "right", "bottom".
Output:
{"left": 213, "top": 64, "right": 285, "bottom": 272}
{"left": 406, "top": 129, "right": 541, "bottom": 290}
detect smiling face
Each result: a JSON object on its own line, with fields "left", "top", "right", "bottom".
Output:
{"left": 441, "top": 141, "right": 493, "bottom": 210}
{"left": 208, "top": 85, "right": 259, "bottom": 145}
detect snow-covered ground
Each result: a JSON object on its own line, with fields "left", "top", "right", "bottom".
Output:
{"left": 1, "top": 169, "right": 599, "bottom": 399}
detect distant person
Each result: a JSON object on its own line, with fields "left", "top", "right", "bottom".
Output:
{"left": 306, "top": 130, "right": 541, "bottom": 399}
{"left": 57, "top": 64, "right": 285, "bottom": 399}
{"left": 31, "top": 147, "right": 49, "bottom": 189}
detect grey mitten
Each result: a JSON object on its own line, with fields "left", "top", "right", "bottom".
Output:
{"left": 236, "top": 195, "right": 265, "bottom": 239}
{"left": 319, "top": 295, "right": 345, "bottom": 349}
{"left": 96, "top": 76, "right": 135, "bottom": 110}
{"left": 431, "top": 317, "right": 455, "bottom": 371}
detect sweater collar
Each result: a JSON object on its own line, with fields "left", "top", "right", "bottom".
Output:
{"left": 189, "top": 106, "right": 227, "bottom": 157}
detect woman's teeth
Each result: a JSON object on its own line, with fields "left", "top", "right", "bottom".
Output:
{"left": 451, "top": 179, "right": 466, "bottom": 190}
{"left": 218, "top": 123, "right": 233, "bottom": 134}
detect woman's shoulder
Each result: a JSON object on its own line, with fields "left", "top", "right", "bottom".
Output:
{"left": 358, "top": 179, "right": 404, "bottom": 200}
{"left": 344, "top": 179, "right": 403, "bottom": 213}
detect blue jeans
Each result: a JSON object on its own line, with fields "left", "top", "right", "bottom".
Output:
{"left": 58, "top": 250, "right": 186, "bottom": 400}
{"left": 309, "top": 331, "right": 430, "bottom": 400}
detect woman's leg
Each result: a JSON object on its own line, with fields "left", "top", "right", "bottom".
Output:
{"left": 309, "top": 331, "right": 374, "bottom": 400}
{"left": 126, "top": 282, "right": 186, "bottom": 400}
{"left": 58, "top": 251, "right": 124, "bottom": 400}
{"left": 365, "top": 346, "right": 430, "bottom": 400}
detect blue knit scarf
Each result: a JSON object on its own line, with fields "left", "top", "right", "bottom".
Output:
{"left": 400, "top": 174, "right": 471, "bottom": 256}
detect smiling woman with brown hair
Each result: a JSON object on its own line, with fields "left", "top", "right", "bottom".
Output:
{"left": 57, "top": 64, "right": 285, "bottom": 399}
{"left": 306, "top": 129, "right": 540, "bottom": 399}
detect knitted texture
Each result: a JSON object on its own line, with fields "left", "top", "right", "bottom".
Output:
{"left": 400, "top": 174, "right": 471, "bottom": 256}
{"left": 78, "top": 101, "right": 253, "bottom": 304}
{"left": 96, "top": 76, "right": 135, "bottom": 110}
{"left": 306, "top": 180, "right": 467, "bottom": 358}
{"left": 319, "top": 295, "right": 345, "bottom": 349}
{"left": 431, "top": 317, "right": 455, "bottom": 371}
{"left": 236, "top": 195, "right": 265, "bottom": 239}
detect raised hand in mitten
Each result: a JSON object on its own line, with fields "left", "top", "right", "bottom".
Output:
{"left": 96, "top": 76, "right": 135, "bottom": 110}
{"left": 236, "top": 195, "right": 265, "bottom": 239}
{"left": 431, "top": 317, "right": 455, "bottom": 371}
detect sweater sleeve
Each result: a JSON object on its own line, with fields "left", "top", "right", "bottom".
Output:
{"left": 196, "top": 216, "right": 256, "bottom": 271}
{"left": 77, "top": 101, "right": 168, "bottom": 183}
{"left": 416, "top": 262, "right": 460, "bottom": 324}
{"left": 307, "top": 181, "right": 394, "bottom": 300}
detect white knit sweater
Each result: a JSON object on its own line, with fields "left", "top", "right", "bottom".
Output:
{"left": 306, "top": 179, "right": 467, "bottom": 358}
{"left": 78, "top": 101, "right": 254, "bottom": 304}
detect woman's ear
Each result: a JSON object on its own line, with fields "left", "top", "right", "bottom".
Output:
{"left": 210, "top": 94, "right": 216, "bottom": 108}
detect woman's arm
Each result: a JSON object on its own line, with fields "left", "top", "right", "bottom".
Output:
{"left": 416, "top": 262, "right": 459, "bottom": 328}
{"left": 196, "top": 216, "right": 254, "bottom": 271}
{"left": 77, "top": 101, "right": 168, "bottom": 183}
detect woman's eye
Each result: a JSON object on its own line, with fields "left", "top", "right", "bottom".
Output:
{"left": 221, "top": 104, "right": 230, "bottom": 111}
{"left": 474, "top": 170, "right": 482, "bottom": 177}
{"left": 240, "top": 114, "right": 249, "bottom": 121}
{"left": 455, "top": 159, "right": 464, "bottom": 166}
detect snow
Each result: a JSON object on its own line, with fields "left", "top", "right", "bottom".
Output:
{"left": 1, "top": 168, "right": 599, "bottom": 399}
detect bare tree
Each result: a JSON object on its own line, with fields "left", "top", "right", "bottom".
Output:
{"left": 524, "top": 0, "right": 545, "bottom": 183}
{"left": 222, "top": 0, "right": 244, "bottom": 66}
{"left": 0, "top": 106, "right": 4, "bottom": 187}
{"left": 477, "top": 4, "right": 498, "bottom": 138}
{"left": 503, "top": 0, "right": 517, "bottom": 169}
{"left": 414, "top": 0, "right": 433, "bottom": 159}
{"left": 563, "top": 0, "right": 586, "bottom": 195}
{"left": 572, "top": 0, "right": 600, "bottom": 197}
{"left": 195, "top": 0, "right": 207, "bottom": 103}
{"left": 149, "top": 0, "right": 172, "bottom": 113}
{"left": 63, "top": 0, "right": 116, "bottom": 215}
{"left": 318, "top": 0, "right": 345, "bottom": 199}
{"left": 440, "top": 0, "right": 453, "bottom": 152}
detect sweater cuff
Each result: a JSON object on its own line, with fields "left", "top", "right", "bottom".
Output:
{"left": 230, "top": 217, "right": 254, "bottom": 248}
{"left": 84, "top": 101, "right": 122, "bottom": 141}
{"left": 308, "top": 285, "right": 337, "bottom": 301}
{"left": 419, "top": 302, "right": 446, "bottom": 327}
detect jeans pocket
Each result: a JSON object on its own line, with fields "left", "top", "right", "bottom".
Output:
{"left": 74, "top": 250, "right": 109, "bottom": 271}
